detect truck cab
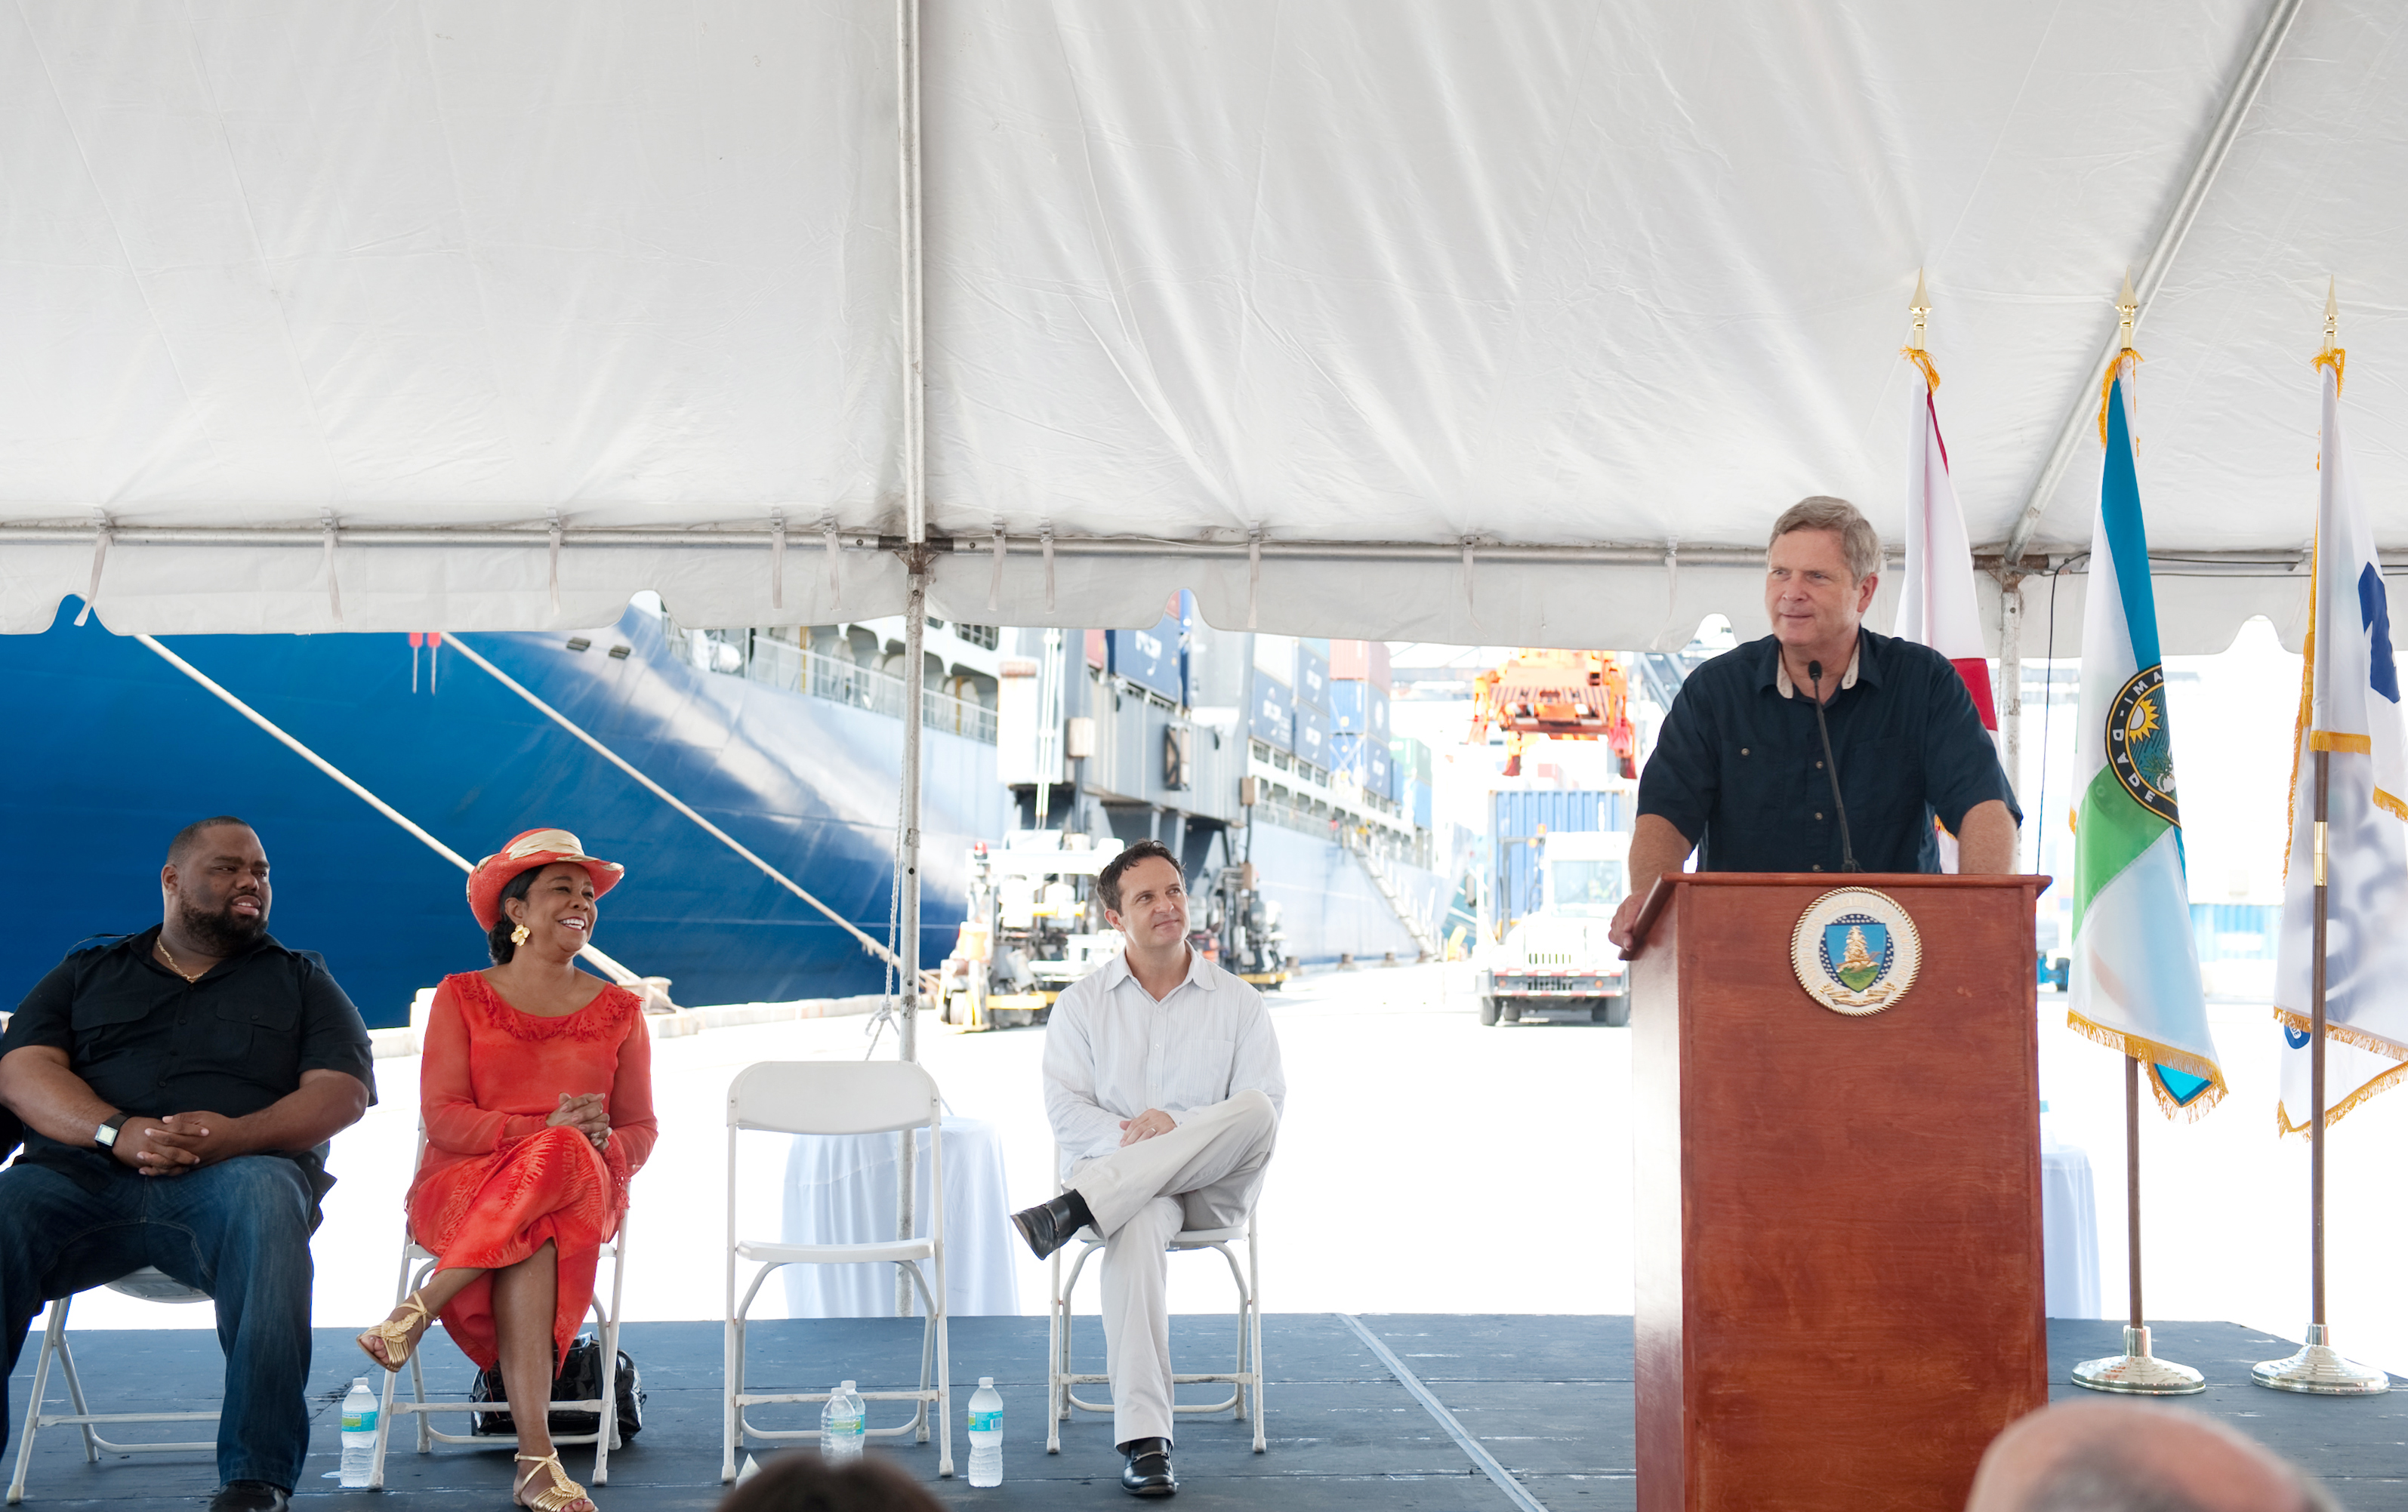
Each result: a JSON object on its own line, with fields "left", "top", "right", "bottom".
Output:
{"left": 1478, "top": 828, "right": 1631, "bottom": 1026}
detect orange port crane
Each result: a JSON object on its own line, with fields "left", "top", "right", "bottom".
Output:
{"left": 1466, "top": 648, "right": 1639, "bottom": 778}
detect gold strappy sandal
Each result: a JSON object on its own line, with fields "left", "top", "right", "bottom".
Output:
{"left": 355, "top": 1291, "right": 434, "bottom": 1372}
{"left": 515, "top": 1451, "right": 595, "bottom": 1512}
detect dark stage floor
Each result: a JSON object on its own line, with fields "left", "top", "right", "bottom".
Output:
{"left": 7, "top": 1316, "right": 2404, "bottom": 1509}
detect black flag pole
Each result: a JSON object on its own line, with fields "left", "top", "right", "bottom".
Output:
{"left": 2253, "top": 747, "right": 2389, "bottom": 1393}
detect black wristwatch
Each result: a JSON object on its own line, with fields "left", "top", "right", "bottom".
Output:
{"left": 94, "top": 1113, "right": 130, "bottom": 1150}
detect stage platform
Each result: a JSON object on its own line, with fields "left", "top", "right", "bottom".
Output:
{"left": 7, "top": 1316, "right": 2405, "bottom": 1509}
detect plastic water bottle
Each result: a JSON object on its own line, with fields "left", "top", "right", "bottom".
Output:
{"left": 338, "top": 1378, "right": 378, "bottom": 1488}
{"left": 821, "top": 1381, "right": 866, "bottom": 1464}
{"left": 967, "top": 1377, "right": 1004, "bottom": 1486}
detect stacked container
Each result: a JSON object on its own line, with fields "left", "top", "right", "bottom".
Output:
{"left": 1326, "top": 639, "right": 1394, "bottom": 797}
{"left": 1292, "top": 638, "right": 1332, "bottom": 773}
{"left": 1250, "top": 635, "right": 1296, "bottom": 751}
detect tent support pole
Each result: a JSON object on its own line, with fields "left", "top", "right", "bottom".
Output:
{"left": 894, "top": 0, "right": 927, "bottom": 1320}
{"left": 1999, "top": 0, "right": 2303, "bottom": 564}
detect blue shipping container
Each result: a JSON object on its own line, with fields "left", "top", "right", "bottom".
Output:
{"left": 1409, "top": 778, "right": 1432, "bottom": 830}
{"left": 1296, "top": 648, "right": 1330, "bottom": 710}
{"left": 1250, "top": 675, "right": 1294, "bottom": 751}
{"left": 1327, "top": 729, "right": 1370, "bottom": 779}
{"left": 1491, "top": 789, "right": 1631, "bottom": 925}
{"left": 1328, "top": 679, "right": 1389, "bottom": 738}
{"left": 1295, "top": 703, "right": 1331, "bottom": 768}
{"left": 1367, "top": 744, "right": 1395, "bottom": 802}
{"left": 1109, "top": 612, "right": 1184, "bottom": 703}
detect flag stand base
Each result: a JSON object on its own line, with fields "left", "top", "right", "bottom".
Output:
{"left": 2071, "top": 1326, "right": 2206, "bottom": 1394}
{"left": 2252, "top": 1325, "right": 2391, "bottom": 1395}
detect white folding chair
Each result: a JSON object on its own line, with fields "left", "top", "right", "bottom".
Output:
{"left": 367, "top": 1126, "right": 629, "bottom": 1489}
{"left": 1045, "top": 1147, "right": 1265, "bottom": 1455}
{"left": 8, "top": 1268, "right": 219, "bottom": 1504}
{"left": 722, "top": 1061, "right": 952, "bottom": 1483}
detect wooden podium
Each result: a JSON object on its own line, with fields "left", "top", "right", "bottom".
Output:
{"left": 1626, "top": 873, "right": 2050, "bottom": 1512}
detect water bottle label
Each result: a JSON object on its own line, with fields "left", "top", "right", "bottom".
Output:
{"left": 970, "top": 1409, "right": 1001, "bottom": 1431}
{"left": 341, "top": 1409, "right": 376, "bottom": 1432}
{"left": 829, "top": 1415, "right": 864, "bottom": 1433}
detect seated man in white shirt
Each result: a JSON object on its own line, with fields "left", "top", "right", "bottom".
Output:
{"left": 1008, "top": 839, "right": 1285, "bottom": 1499}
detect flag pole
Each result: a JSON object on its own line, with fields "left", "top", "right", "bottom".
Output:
{"left": 2252, "top": 285, "right": 2388, "bottom": 1395}
{"left": 2072, "top": 276, "right": 2203, "bottom": 1394}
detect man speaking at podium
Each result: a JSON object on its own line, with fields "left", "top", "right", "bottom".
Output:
{"left": 1608, "top": 496, "right": 2019, "bottom": 950}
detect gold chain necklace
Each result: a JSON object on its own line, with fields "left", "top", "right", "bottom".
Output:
{"left": 155, "top": 937, "right": 206, "bottom": 984}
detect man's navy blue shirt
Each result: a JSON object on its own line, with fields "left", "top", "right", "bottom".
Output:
{"left": 1637, "top": 628, "right": 2020, "bottom": 873}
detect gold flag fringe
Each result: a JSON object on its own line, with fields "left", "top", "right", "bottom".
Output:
{"left": 2277, "top": 1060, "right": 2408, "bottom": 1137}
{"left": 2273, "top": 999, "right": 2408, "bottom": 1137}
{"left": 1900, "top": 346, "right": 1941, "bottom": 391}
{"left": 2281, "top": 541, "right": 2317, "bottom": 881}
{"left": 2064, "top": 1009, "right": 2227, "bottom": 1121}
{"left": 2271, "top": 1005, "right": 2408, "bottom": 1065}
{"left": 2097, "top": 349, "right": 2142, "bottom": 444}
{"left": 2316, "top": 346, "right": 2347, "bottom": 393}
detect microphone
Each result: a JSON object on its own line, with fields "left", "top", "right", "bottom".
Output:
{"left": 1807, "top": 660, "right": 1860, "bottom": 873}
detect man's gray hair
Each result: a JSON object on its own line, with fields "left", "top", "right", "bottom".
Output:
{"left": 1769, "top": 496, "right": 1882, "bottom": 584}
{"left": 2022, "top": 1443, "right": 2342, "bottom": 1512}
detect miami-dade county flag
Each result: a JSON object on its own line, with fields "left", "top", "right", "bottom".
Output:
{"left": 1896, "top": 378, "right": 1999, "bottom": 730}
{"left": 2067, "top": 365, "right": 2225, "bottom": 1117}
{"left": 2276, "top": 355, "right": 2408, "bottom": 1134}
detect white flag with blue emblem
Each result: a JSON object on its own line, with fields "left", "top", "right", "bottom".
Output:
{"left": 2277, "top": 354, "right": 2408, "bottom": 1134}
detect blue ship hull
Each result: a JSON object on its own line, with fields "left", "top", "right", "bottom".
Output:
{"left": 2, "top": 604, "right": 1005, "bottom": 1027}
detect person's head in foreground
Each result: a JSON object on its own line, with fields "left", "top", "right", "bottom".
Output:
{"left": 716, "top": 1453, "right": 942, "bottom": 1512}
{"left": 1966, "top": 1400, "right": 2343, "bottom": 1512}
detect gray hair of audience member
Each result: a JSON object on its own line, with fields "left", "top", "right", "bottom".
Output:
{"left": 1966, "top": 1399, "right": 2343, "bottom": 1512}
{"left": 1768, "top": 495, "right": 1882, "bottom": 584}
{"left": 714, "top": 1453, "right": 943, "bottom": 1512}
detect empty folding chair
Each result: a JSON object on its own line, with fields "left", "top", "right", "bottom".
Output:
{"left": 8, "top": 1268, "right": 219, "bottom": 1504}
{"left": 723, "top": 1060, "right": 951, "bottom": 1482}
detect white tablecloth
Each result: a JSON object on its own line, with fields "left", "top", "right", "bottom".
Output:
{"left": 2040, "top": 1135, "right": 2101, "bottom": 1320}
{"left": 779, "top": 1118, "right": 1020, "bottom": 1318}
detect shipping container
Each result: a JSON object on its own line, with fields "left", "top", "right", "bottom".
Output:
{"left": 1491, "top": 790, "right": 1633, "bottom": 927}
{"left": 1408, "top": 778, "right": 1432, "bottom": 830}
{"left": 1250, "top": 675, "right": 1294, "bottom": 751}
{"left": 1330, "top": 639, "right": 1392, "bottom": 689}
{"left": 1296, "top": 646, "right": 1330, "bottom": 711}
{"left": 1328, "top": 678, "right": 1389, "bottom": 738}
{"left": 1295, "top": 702, "right": 1331, "bottom": 768}
{"left": 1109, "top": 612, "right": 1184, "bottom": 703}
{"left": 1391, "top": 736, "right": 1434, "bottom": 787}
{"left": 1367, "top": 743, "right": 1395, "bottom": 803}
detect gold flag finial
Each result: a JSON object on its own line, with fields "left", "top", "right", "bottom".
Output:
{"left": 2317, "top": 277, "right": 2346, "bottom": 391}
{"left": 2100, "top": 271, "right": 2144, "bottom": 443}
{"left": 2116, "top": 269, "right": 2138, "bottom": 350}
{"left": 1900, "top": 269, "right": 1940, "bottom": 388}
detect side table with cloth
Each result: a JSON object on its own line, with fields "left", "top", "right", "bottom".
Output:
{"left": 781, "top": 1119, "right": 1018, "bottom": 1317}
{"left": 2040, "top": 1119, "right": 2102, "bottom": 1319}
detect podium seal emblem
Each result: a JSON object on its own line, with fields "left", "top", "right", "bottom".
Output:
{"left": 1790, "top": 888, "right": 1921, "bottom": 1015}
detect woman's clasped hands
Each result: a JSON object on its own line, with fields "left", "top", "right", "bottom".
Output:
{"left": 546, "top": 1091, "right": 611, "bottom": 1151}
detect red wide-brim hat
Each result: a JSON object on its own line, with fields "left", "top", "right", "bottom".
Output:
{"left": 467, "top": 828, "right": 626, "bottom": 930}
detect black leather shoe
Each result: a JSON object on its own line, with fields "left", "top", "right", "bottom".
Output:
{"left": 1010, "top": 1190, "right": 1096, "bottom": 1261}
{"left": 206, "top": 1483, "right": 291, "bottom": 1512}
{"left": 1118, "top": 1437, "right": 1177, "bottom": 1496}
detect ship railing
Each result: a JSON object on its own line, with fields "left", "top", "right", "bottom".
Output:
{"left": 670, "top": 623, "right": 997, "bottom": 744}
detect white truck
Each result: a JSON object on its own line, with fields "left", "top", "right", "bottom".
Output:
{"left": 1477, "top": 828, "right": 1632, "bottom": 1027}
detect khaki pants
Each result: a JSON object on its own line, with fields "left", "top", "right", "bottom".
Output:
{"left": 1067, "top": 1089, "right": 1277, "bottom": 1446}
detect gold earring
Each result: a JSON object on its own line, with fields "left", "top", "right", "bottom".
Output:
{"left": 510, "top": 922, "right": 531, "bottom": 945}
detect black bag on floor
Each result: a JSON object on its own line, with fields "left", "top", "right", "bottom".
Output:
{"left": 470, "top": 1333, "right": 643, "bottom": 1440}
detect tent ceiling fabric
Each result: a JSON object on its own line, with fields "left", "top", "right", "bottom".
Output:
{"left": 0, "top": 1, "right": 2393, "bottom": 652}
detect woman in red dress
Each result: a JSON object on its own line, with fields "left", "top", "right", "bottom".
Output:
{"left": 355, "top": 830, "right": 657, "bottom": 1512}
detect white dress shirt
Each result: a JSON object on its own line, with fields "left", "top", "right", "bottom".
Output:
{"left": 1042, "top": 946, "right": 1287, "bottom": 1172}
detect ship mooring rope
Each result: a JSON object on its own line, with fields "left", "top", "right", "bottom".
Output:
{"left": 134, "top": 634, "right": 646, "bottom": 987}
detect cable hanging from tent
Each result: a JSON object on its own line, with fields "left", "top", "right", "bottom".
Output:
{"left": 769, "top": 510, "right": 787, "bottom": 610}
{"left": 72, "top": 509, "right": 109, "bottom": 627}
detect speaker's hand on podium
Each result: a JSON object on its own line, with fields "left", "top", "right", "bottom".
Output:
{"left": 1608, "top": 893, "right": 1646, "bottom": 953}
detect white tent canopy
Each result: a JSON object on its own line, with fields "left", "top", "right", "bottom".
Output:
{"left": 3, "top": 0, "right": 2402, "bottom": 653}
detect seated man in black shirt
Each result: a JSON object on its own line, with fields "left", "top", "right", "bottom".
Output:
{"left": 0, "top": 817, "right": 375, "bottom": 1512}
{"left": 1609, "top": 497, "right": 2020, "bottom": 949}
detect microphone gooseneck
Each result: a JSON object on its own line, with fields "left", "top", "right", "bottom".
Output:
{"left": 1807, "top": 659, "right": 1861, "bottom": 873}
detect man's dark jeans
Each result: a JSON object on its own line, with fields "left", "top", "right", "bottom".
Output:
{"left": 0, "top": 1154, "right": 318, "bottom": 1490}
